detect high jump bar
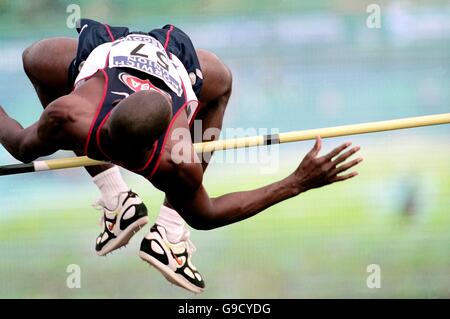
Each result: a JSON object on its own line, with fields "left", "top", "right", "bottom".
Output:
{"left": 1, "top": 112, "right": 449, "bottom": 176}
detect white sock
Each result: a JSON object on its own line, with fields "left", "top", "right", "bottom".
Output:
{"left": 92, "top": 166, "right": 130, "bottom": 209}
{"left": 155, "top": 205, "right": 189, "bottom": 243}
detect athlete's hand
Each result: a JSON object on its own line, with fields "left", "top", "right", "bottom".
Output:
{"left": 291, "top": 136, "right": 362, "bottom": 194}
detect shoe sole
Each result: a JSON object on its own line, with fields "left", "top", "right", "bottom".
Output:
{"left": 97, "top": 216, "right": 149, "bottom": 256}
{"left": 139, "top": 251, "right": 204, "bottom": 294}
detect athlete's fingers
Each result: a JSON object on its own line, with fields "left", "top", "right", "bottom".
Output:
{"left": 321, "top": 142, "right": 352, "bottom": 162}
{"left": 332, "top": 146, "right": 361, "bottom": 166}
{"left": 331, "top": 158, "right": 363, "bottom": 176}
{"left": 306, "top": 136, "right": 322, "bottom": 159}
{"left": 331, "top": 171, "right": 359, "bottom": 182}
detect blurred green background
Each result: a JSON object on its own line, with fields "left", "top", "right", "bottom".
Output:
{"left": 0, "top": 0, "right": 449, "bottom": 298}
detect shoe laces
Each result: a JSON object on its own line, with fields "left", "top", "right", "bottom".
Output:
{"left": 91, "top": 191, "right": 129, "bottom": 226}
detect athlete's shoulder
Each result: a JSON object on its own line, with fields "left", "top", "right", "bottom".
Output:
{"left": 37, "top": 95, "right": 77, "bottom": 143}
{"left": 41, "top": 94, "right": 94, "bottom": 147}
{"left": 43, "top": 95, "right": 78, "bottom": 122}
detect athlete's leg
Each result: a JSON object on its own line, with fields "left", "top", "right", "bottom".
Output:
{"left": 22, "top": 38, "right": 148, "bottom": 254}
{"left": 155, "top": 49, "right": 231, "bottom": 240}
{"left": 158, "top": 49, "right": 232, "bottom": 234}
{"left": 158, "top": 48, "right": 232, "bottom": 229}
{"left": 142, "top": 50, "right": 232, "bottom": 293}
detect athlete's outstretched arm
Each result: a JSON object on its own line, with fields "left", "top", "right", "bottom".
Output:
{"left": 0, "top": 102, "right": 69, "bottom": 163}
{"left": 166, "top": 137, "right": 363, "bottom": 230}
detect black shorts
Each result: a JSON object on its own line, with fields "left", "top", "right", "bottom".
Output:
{"left": 68, "top": 18, "right": 203, "bottom": 96}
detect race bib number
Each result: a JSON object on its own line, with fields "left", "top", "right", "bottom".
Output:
{"left": 108, "top": 35, "right": 183, "bottom": 96}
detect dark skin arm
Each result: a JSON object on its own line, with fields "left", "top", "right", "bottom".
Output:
{"left": 164, "top": 135, "right": 363, "bottom": 230}
{"left": 0, "top": 107, "right": 59, "bottom": 163}
{"left": 0, "top": 96, "right": 80, "bottom": 163}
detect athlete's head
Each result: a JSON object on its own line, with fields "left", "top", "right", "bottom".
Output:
{"left": 107, "top": 90, "right": 172, "bottom": 151}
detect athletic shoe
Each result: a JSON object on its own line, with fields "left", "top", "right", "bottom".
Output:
{"left": 139, "top": 224, "right": 205, "bottom": 294}
{"left": 93, "top": 190, "right": 148, "bottom": 256}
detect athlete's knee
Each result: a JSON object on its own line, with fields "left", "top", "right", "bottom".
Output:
{"left": 216, "top": 64, "right": 232, "bottom": 113}
{"left": 212, "top": 55, "right": 232, "bottom": 99}
{"left": 198, "top": 49, "right": 233, "bottom": 101}
{"left": 22, "top": 43, "right": 37, "bottom": 80}
{"left": 22, "top": 38, "right": 76, "bottom": 85}
{"left": 22, "top": 40, "right": 48, "bottom": 82}
{"left": 221, "top": 63, "right": 232, "bottom": 99}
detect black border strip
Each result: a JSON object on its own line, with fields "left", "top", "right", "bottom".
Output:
{"left": 0, "top": 299, "right": 446, "bottom": 317}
